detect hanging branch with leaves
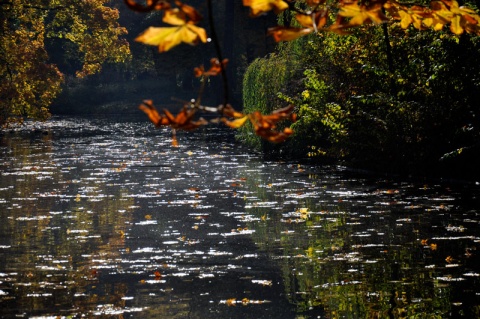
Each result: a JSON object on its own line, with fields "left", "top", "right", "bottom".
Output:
{"left": 125, "top": 0, "right": 297, "bottom": 145}
{"left": 125, "top": 0, "right": 480, "bottom": 145}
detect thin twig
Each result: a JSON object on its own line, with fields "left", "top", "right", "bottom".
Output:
{"left": 206, "top": 0, "right": 229, "bottom": 109}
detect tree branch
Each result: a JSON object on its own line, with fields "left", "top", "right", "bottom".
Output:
{"left": 206, "top": 0, "right": 229, "bottom": 108}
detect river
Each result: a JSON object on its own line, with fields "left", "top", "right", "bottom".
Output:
{"left": 0, "top": 116, "right": 479, "bottom": 318}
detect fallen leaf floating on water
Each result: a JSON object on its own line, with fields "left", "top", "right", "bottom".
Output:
{"left": 226, "top": 298, "right": 236, "bottom": 307}
{"left": 221, "top": 298, "right": 270, "bottom": 306}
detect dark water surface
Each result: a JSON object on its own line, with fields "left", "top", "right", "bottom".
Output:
{"left": 0, "top": 116, "right": 479, "bottom": 318}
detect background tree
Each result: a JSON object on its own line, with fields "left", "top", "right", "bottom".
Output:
{"left": 240, "top": 1, "right": 480, "bottom": 177}
{"left": 0, "top": 0, "right": 130, "bottom": 126}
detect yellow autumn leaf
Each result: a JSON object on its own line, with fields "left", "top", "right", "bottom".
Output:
{"left": 447, "top": 0, "right": 479, "bottom": 34}
{"left": 339, "top": 2, "right": 388, "bottom": 26}
{"left": 221, "top": 115, "right": 249, "bottom": 128}
{"left": 162, "top": 8, "right": 187, "bottom": 26}
{"left": 135, "top": 24, "right": 207, "bottom": 52}
{"left": 295, "top": 10, "right": 328, "bottom": 30}
{"left": 397, "top": 6, "right": 427, "bottom": 30}
{"left": 243, "top": 0, "right": 289, "bottom": 17}
{"left": 295, "top": 13, "right": 315, "bottom": 28}
{"left": 428, "top": 1, "right": 453, "bottom": 30}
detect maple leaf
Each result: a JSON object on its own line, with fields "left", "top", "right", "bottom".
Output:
{"left": 337, "top": 2, "right": 388, "bottom": 27}
{"left": 243, "top": 0, "right": 289, "bottom": 17}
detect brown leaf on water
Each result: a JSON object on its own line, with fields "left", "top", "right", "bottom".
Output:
{"left": 226, "top": 298, "right": 236, "bottom": 306}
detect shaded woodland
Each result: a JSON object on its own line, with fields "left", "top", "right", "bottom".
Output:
{"left": 50, "top": 1, "right": 276, "bottom": 114}
{"left": 2, "top": 0, "right": 480, "bottom": 178}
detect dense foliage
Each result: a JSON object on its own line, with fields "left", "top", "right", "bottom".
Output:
{"left": 0, "top": 0, "right": 130, "bottom": 126}
{"left": 240, "top": 10, "right": 480, "bottom": 176}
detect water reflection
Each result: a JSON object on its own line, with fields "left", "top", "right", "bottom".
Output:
{"left": 240, "top": 163, "right": 480, "bottom": 318}
{"left": 0, "top": 116, "right": 479, "bottom": 318}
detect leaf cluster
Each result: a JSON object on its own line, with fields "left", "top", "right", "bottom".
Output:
{"left": 0, "top": 0, "right": 131, "bottom": 126}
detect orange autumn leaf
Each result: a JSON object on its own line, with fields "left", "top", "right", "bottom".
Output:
{"left": 226, "top": 298, "right": 237, "bottom": 306}
{"left": 139, "top": 100, "right": 170, "bottom": 126}
{"left": 243, "top": 0, "right": 289, "bottom": 17}
{"left": 163, "top": 7, "right": 189, "bottom": 25}
{"left": 221, "top": 104, "right": 245, "bottom": 118}
{"left": 268, "top": 26, "right": 312, "bottom": 42}
{"left": 268, "top": 10, "right": 329, "bottom": 41}
{"left": 446, "top": 0, "right": 480, "bottom": 34}
{"left": 194, "top": 58, "right": 229, "bottom": 77}
{"left": 397, "top": 5, "right": 430, "bottom": 30}
{"left": 306, "top": 0, "right": 326, "bottom": 6}
{"left": 174, "top": 0, "right": 203, "bottom": 23}
{"left": 248, "top": 105, "right": 296, "bottom": 143}
{"left": 139, "top": 100, "right": 208, "bottom": 130}
{"left": 295, "top": 10, "right": 329, "bottom": 29}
